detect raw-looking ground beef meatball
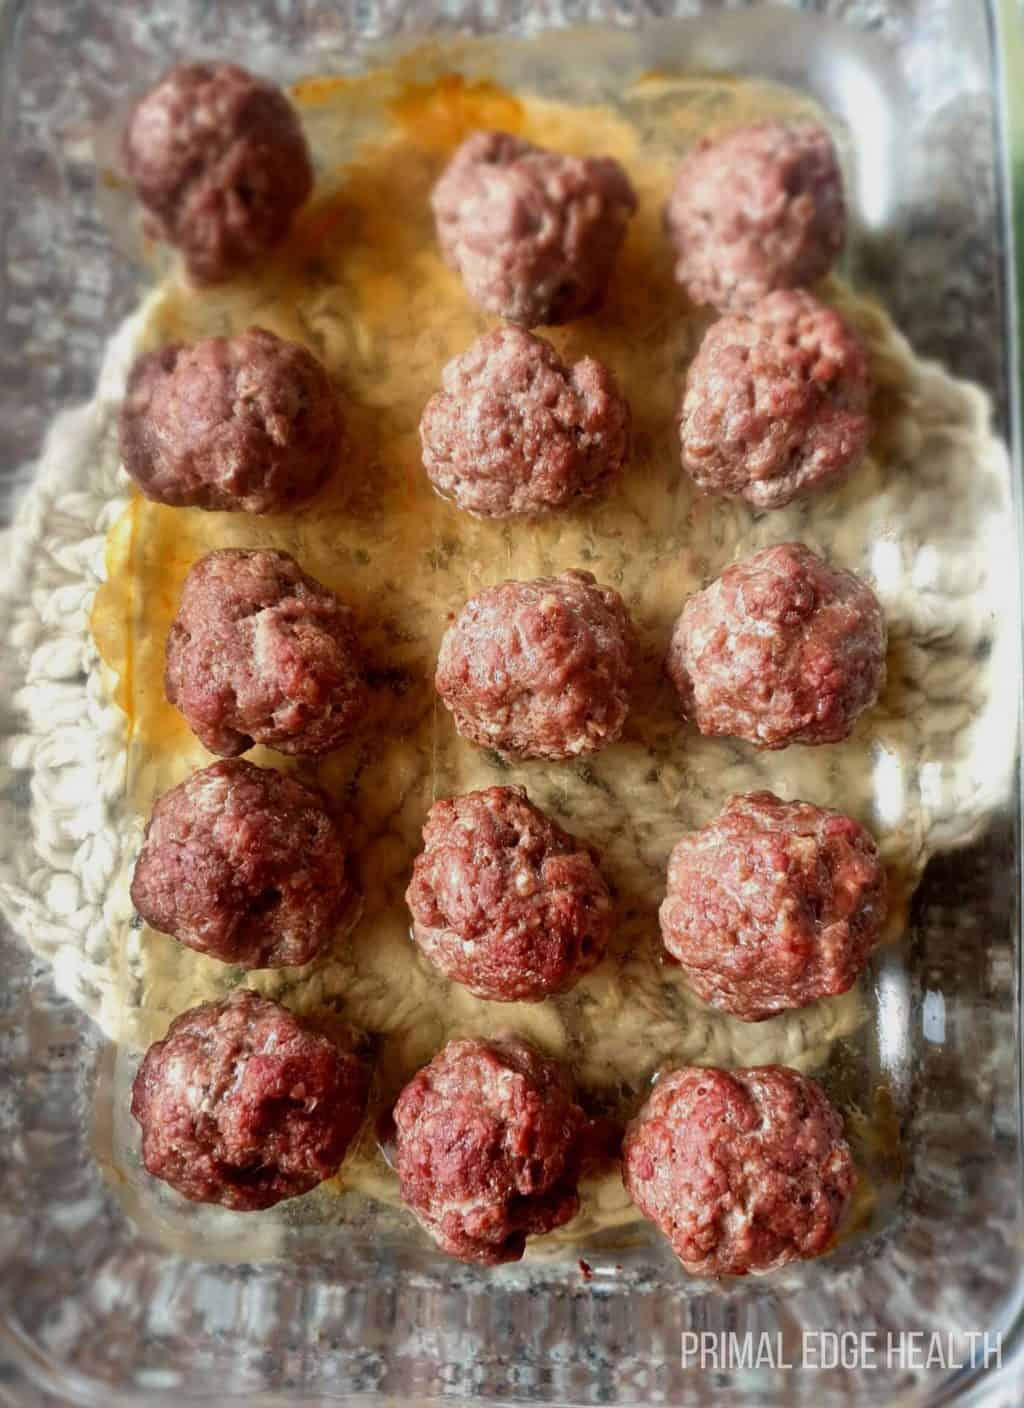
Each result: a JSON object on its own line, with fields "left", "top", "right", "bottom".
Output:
{"left": 130, "top": 759, "right": 352, "bottom": 969}
{"left": 119, "top": 327, "right": 343, "bottom": 513}
{"left": 679, "top": 290, "right": 871, "bottom": 510}
{"left": 392, "top": 1036, "right": 589, "bottom": 1263}
{"left": 665, "top": 120, "right": 845, "bottom": 313}
{"left": 436, "top": 570, "right": 636, "bottom": 760}
{"left": 406, "top": 786, "right": 612, "bottom": 1002}
{"left": 419, "top": 326, "right": 630, "bottom": 517}
{"left": 165, "top": 548, "right": 366, "bottom": 757}
{"left": 122, "top": 62, "right": 313, "bottom": 283}
{"left": 131, "top": 989, "right": 369, "bottom": 1210}
{"left": 623, "top": 1064, "right": 856, "bottom": 1276}
{"left": 431, "top": 130, "right": 637, "bottom": 326}
{"left": 665, "top": 542, "right": 886, "bottom": 749}
{"left": 660, "top": 791, "right": 887, "bottom": 1020}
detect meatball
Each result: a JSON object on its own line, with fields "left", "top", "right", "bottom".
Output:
{"left": 419, "top": 327, "right": 630, "bottom": 518}
{"left": 660, "top": 792, "right": 887, "bottom": 1020}
{"left": 665, "top": 542, "right": 886, "bottom": 749}
{"left": 120, "top": 327, "right": 343, "bottom": 514}
{"left": 165, "top": 548, "right": 366, "bottom": 757}
{"left": 122, "top": 62, "right": 313, "bottom": 284}
{"left": 392, "top": 1036, "right": 588, "bottom": 1263}
{"left": 679, "top": 291, "right": 871, "bottom": 510}
{"left": 436, "top": 570, "right": 635, "bottom": 760}
{"left": 665, "top": 120, "right": 845, "bottom": 313}
{"left": 406, "top": 786, "right": 612, "bottom": 1002}
{"left": 623, "top": 1064, "right": 856, "bottom": 1276}
{"left": 431, "top": 130, "right": 637, "bottom": 326}
{"left": 131, "top": 989, "right": 369, "bottom": 1210}
{"left": 131, "top": 759, "right": 352, "bottom": 969}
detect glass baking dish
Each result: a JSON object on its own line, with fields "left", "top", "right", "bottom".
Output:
{"left": 1, "top": 1, "right": 1022, "bottom": 1404}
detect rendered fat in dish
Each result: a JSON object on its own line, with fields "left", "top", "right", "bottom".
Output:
{"left": 406, "top": 785, "right": 613, "bottom": 1002}
{"left": 660, "top": 791, "right": 887, "bottom": 1020}
{"left": 119, "top": 327, "right": 343, "bottom": 514}
{"left": 164, "top": 548, "right": 367, "bottom": 757}
{"left": 679, "top": 290, "right": 871, "bottom": 510}
{"left": 665, "top": 542, "right": 886, "bottom": 749}
{"left": 130, "top": 759, "right": 352, "bottom": 969}
{"left": 623, "top": 1064, "right": 857, "bottom": 1275}
{"left": 392, "top": 1036, "right": 590, "bottom": 1264}
{"left": 122, "top": 62, "right": 314, "bottom": 284}
{"left": 664, "top": 119, "right": 845, "bottom": 313}
{"left": 419, "top": 326, "right": 630, "bottom": 517}
{"left": 431, "top": 130, "right": 637, "bottom": 326}
{"left": 435, "top": 569, "right": 636, "bottom": 760}
{"left": 130, "top": 989, "right": 369, "bottom": 1210}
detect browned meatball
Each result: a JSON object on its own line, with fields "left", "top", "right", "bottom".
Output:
{"left": 623, "top": 1065, "right": 856, "bottom": 1276}
{"left": 406, "top": 786, "right": 612, "bottom": 1002}
{"left": 660, "top": 792, "right": 887, "bottom": 1020}
{"left": 130, "top": 989, "right": 368, "bottom": 1210}
{"left": 665, "top": 121, "right": 845, "bottom": 313}
{"left": 392, "top": 1036, "right": 588, "bottom": 1263}
{"left": 665, "top": 543, "right": 886, "bottom": 749}
{"left": 679, "top": 291, "right": 871, "bottom": 510}
{"left": 130, "top": 759, "right": 352, "bottom": 969}
{"left": 119, "top": 328, "right": 343, "bottom": 514}
{"left": 436, "top": 570, "right": 635, "bottom": 760}
{"left": 122, "top": 62, "right": 313, "bottom": 284}
{"left": 165, "top": 548, "right": 366, "bottom": 757}
{"left": 431, "top": 131, "right": 637, "bottom": 327}
{"left": 419, "top": 327, "right": 630, "bottom": 517}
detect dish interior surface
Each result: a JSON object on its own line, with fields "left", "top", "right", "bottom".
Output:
{"left": 89, "top": 35, "right": 1013, "bottom": 1265}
